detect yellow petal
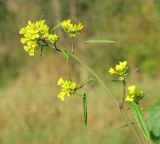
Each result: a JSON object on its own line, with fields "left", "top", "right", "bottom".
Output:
{"left": 109, "top": 67, "right": 116, "bottom": 75}
{"left": 128, "top": 85, "right": 135, "bottom": 94}
{"left": 57, "top": 77, "right": 64, "bottom": 85}
{"left": 125, "top": 95, "right": 134, "bottom": 102}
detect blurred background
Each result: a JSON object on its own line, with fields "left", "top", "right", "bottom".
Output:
{"left": 0, "top": 0, "right": 160, "bottom": 143}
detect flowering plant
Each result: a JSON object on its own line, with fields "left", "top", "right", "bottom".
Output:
{"left": 20, "top": 19, "right": 152, "bottom": 143}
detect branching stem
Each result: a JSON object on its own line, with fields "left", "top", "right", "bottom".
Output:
{"left": 47, "top": 44, "right": 148, "bottom": 144}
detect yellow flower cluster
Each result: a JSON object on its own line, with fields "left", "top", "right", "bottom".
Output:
{"left": 61, "top": 19, "right": 83, "bottom": 38}
{"left": 57, "top": 77, "right": 77, "bottom": 101}
{"left": 19, "top": 20, "right": 59, "bottom": 56}
{"left": 125, "top": 85, "right": 143, "bottom": 104}
{"left": 109, "top": 61, "right": 128, "bottom": 81}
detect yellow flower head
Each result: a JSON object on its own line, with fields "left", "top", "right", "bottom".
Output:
{"left": 115, "top": 61, "right": 127, "bottom": 72}
{"left": 19, "top": 20, "right": 59, "bottom": 56}
{"left": 125, "top": 85, "right": 144, "bottom": 104}
{"left": 57, "top": 77, "right": 77, "bottom": 101}
{"left": 61, "top": 19, "right": 83, "bottom": 37}
{"left": 108, "top": 61, "right": 128, "bottom": 81}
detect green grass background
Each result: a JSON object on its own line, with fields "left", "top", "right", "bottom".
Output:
{"left": 0, "top": 0, "right": 160, "bottom": 143}
{"left": 0, "top": 78, "right": 159, "bottom": 144}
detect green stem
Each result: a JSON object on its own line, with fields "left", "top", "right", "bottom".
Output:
{"left": 71, "top": 38, "right": 75, "bottom": 54}
{"left": 119, "top": 79, "right": 126, "bottom": 109}
{"left": 50, "top": 23, "right": 61, "bottom": 32}
{"left": 122, "top": 79, "right": 126, "bottom": 108}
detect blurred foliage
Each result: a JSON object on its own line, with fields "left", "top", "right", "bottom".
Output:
{"left": 0, "top": 0, "right": 160, "bottom": 86}
{"left": 0, "top": 47, "right": 28, "bottom": 86}
{"left": 147, "top": 100, "right": 160, "bottom": 143}
{"left": 0, "top": 1, "right": 17, "bottom": 39}
{"left": 0, "top": 1, "right": 159, "bottom": 144}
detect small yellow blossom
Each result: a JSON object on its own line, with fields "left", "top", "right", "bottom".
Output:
{"left": 61, "top": 19, "right": 83, "bottom": 37}
{"left": 115, "top": 61, "right": 127, "bottom": 72}
{"left": 57, "top": 77, "right": 64, "bottom": 86}
{"left": 109, "top": 68, "right": 117, "bottom": 75}
{"left": 128, "top": 85, "right": 135, "bottom": 94}
{"left": 125, "top": 95, "right": 134, "bottom": 102}
{"left": 57, "top": 77, "right": 77, "bottom": 101}
{"left": 19, "top": 20, "right": 59, "bottom": 56}
{"left": 125, "top": 85, "right": 144, "bottom": 104}
{"left": 108, "top": 61, "right": 128, "bottom": 81}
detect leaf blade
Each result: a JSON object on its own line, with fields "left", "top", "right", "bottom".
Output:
{"left": 83, "top": 93, "right": 87, "bottom": 126}
{"left": 129, "top": 102, "right": 150, "bottom": 141}
{"left": 85, "top": 39, "right": 115, "bottom": 44}
{"left": 147, "top": 100, "right": 160, "bottom": 142}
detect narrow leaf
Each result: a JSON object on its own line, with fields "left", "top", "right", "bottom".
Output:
{"left": 85, "top": 39, "right": 115, "bottom": 44}
{"left": 83, "top": 93, "right": 87, "bottom": 126}
{"left": 129, "top": 102, "right": 150, "bottom": 141}
{"left": 78, "top": 77, "right": 95, "bottom": 89}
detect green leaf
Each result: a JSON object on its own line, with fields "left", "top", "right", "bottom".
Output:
{"left": 147, "top": 100, "right": 160, "bottom": 142}
{"left": 83, "top": 93, "right": 87, "bottom": 126}
{"left": 78, "top": 77, "right": 95, "bottom": 89}
{"left": 85, "top": 39, "right": 115, "bottom": 44}
{"left": 129, "top": 102, "right": 150, "bottom": 141}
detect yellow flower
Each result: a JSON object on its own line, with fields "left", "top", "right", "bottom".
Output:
{"left": 47, "top": 34, "right": 59, "bottom": 44}
{"left": 57, "top": 77, "right": 77, "bottom": 101}
{"left": 109, "top": 68, "right": 117, "bottom": 75}
{"left": 57, "top": 77, "right": 64, "bottom": 86}
{"left": 126, "top": 95, "right": 134, "bottom": 102}
{"left": 61, "top": 19, "right": 83, "bottom": 37}
{"left": 108, "top": 61, "right": 128, "bottom": 81}
{"left": 20, "top": 20, "right": 59, "bottom": 56}
{"left": 125, "top": 85, "right": 144, "bottom": 104}
{"left": 128, "top": 85, "right": 136, "bottom": 94}
{"left": 115, "top": 61, "right": 127, "bottom": 72}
